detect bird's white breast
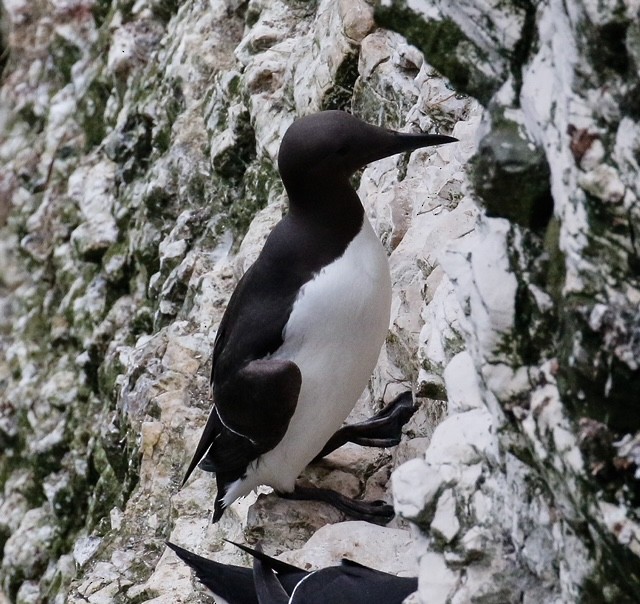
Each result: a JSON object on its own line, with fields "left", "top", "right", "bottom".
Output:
{"left": 224, "top": 216, "right": 392, "bottom": 502}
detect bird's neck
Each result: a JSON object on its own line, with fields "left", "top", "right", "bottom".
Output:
{"left": 284, "top": 176, "right": 365, "bottom": 227}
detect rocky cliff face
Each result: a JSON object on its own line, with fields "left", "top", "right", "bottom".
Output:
{"left": 0, "top": 0, "right": 638, "bottom": 602}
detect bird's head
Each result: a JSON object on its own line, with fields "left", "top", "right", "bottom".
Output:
{"left": 277, "top": 110, "right": 457, "bottom": 192}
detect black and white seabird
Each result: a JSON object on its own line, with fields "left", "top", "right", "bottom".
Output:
{"left": 166, "top": 540, "right": 418, "bottom": 604}
{"left": 182, "top": 110, "right": 457, "bottom": 522}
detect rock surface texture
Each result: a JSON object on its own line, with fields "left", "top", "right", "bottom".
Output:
{"left": 0, "top": 0, "right": 638, "bottom": 603}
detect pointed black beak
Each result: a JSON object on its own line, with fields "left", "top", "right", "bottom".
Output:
{"left": 394, "top": 132, "right": 459, "bottom": 148}
{"left": 359, "top": 129, "right": 458, "bottom": 167}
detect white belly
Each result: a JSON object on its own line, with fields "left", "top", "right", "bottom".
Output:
{"left": 223, "top": 217, "right": 392, "bottom": 503}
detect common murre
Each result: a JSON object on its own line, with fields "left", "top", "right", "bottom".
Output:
{"left": 182, "top": 110, "right": 457, "bottom": 522}
{"left": 166, "top": 540, "right": 418, "bottom": 604}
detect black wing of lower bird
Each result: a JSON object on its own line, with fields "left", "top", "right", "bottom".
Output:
{"left": 287, "top": 558, "right": 418, "bottom": 604}
{"left": 228, "top": 542, "right": 418, "bottom": 604}
{"left": 251, "top": 545, "right": 293, "bottom": 604}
